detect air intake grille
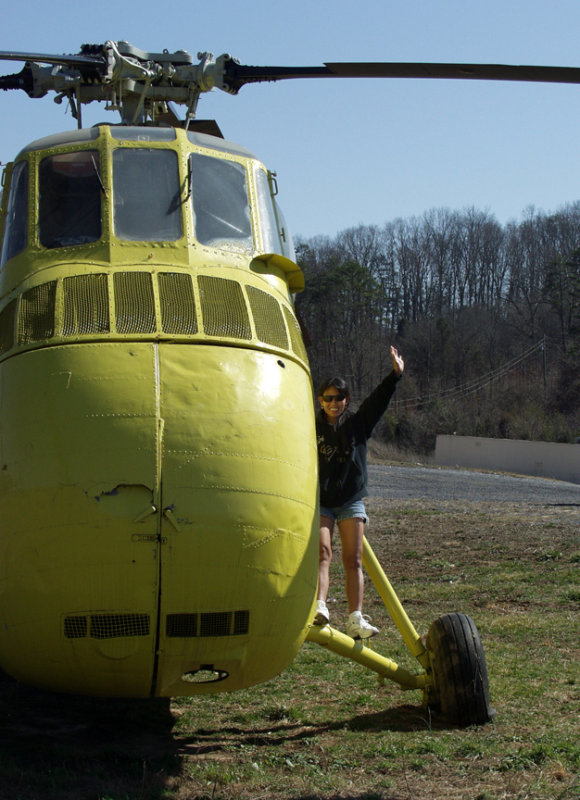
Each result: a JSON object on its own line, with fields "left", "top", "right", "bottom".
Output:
{"left": 246, "top": 285, "right": 289, "bottom": 350}
{"left": 1, "top": 272, "right": 307, "bottom": 363}
{"left": 63, "top": 273, "right": 110, "bottom": 335}
{"left": 166, "top": 610, "right": 250, "bottom": 638}
{"left": 198, "top": 275, "right": 251, "bottom": 339}
{"left": 283, "top": 306, "right": 308, "bottom": 362}
{"left": 159, "top": 272, "right": 198, "bottom": 334}
{"left": 18, "top": 281, "right": 57, "bottom": 343}
{"left": 64, "top": 613, "right": 150, "bottom": 639}
{"left": 114, "top": 271, "right": 156, "bottom": 333}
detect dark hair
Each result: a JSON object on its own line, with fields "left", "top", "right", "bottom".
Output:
{"left": 317, "top": 376, "right": 350, "bottom": 397}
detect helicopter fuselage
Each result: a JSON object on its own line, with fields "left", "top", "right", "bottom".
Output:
{"left": 0, "top": 124, "right": 318, "bottom": 697}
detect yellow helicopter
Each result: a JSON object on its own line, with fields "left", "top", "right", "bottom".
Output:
{"left": 2, "top": 41, "right": 572, "bottom": 725}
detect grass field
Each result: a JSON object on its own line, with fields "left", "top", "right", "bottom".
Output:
{"left": 0, "top": 496, "right": 578, "bottom": 800}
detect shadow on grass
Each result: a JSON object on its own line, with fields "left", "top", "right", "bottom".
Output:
{"left": 0, "top": 668, "right": 177, "bottom": 800}
{"left": 0, "top": 667, "right": 458, "bottom": 800}
{"left": 266, "top": 795, "right": 406, "bottom": 800}
{"left": 175, "top": 702, "right": 457, "bottom": 757}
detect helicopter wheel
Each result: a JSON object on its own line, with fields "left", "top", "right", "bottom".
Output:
{"left": 425, "top": 612, "right": 494, "bottom": 727}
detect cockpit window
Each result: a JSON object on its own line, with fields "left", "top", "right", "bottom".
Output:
{"left": 39, "top": 152, "right": 102, "bottom": 249}
{"left": 113, "top": 148, "right": 182, "bottom": 241}
{"left": 1, "top": 160, "right": 28, "bottom": 264}
{"left": 190, "top": 153, "right": 252, "bottom": 250}
{"left": 255, "top": 167, "right": 280, "bottom": 254}
{"left": 255, "top": 166, "right": 296, "bottom": 260}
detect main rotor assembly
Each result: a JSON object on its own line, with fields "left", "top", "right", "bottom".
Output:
{"left": 1, "top": 39, "right": 579, "bottom": 127}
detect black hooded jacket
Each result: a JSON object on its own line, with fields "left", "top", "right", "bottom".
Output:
{"left": 316, "top": 370, "right": 401, "bottom": 508}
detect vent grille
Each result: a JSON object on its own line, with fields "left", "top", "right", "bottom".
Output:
{"left": 166, "top": 610, "right": 250, "bottom": 638}
{"left": 166, "top": 613, "right": 198, "bottom": 638}
{"left": 200, "top": 612, "right": 231, "bottom": 637}
{"left": 63, "top": 273, "right": 110, "bottom": 336}
{"left": 199, "top": 275, "right": 251, "bottom": 339}
{"left": 283, "top": 306, "right": 308, "bottom": 362}
{"left": 0, "top": 299, "right": 17, "bottom": 355}
{"left": 246, "top": 285, "right": 289, "bottom": 350}
{"left": 0, "top": 272, "right": 307, "bottom": 362}
{"left": 18, "top": 281, "right": 57, "bottom": 343}
{"left": 114, "top": 271, "right": 156, "bottom": 333}
{"left": 159, "top": 272, "right": 198, "bottom": 334}
{"left": 64, "top": 615, "right": 88, "bottom": 639}
{"left": 233, "top": 609, "right": 250, "bottom": 635}
{"left": 64, "top": 613, "right": 150, "bottom": 639}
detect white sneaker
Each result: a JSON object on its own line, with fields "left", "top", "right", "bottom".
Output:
{"left": 313, "top": 600, "right": 330, "bottom": 625}
{"left": 346, "top": 611, "right": 379, "bottom": 639}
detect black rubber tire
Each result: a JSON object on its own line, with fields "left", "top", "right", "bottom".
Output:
{"left": 426, "top": 612, "right": 494, "bottom": 727}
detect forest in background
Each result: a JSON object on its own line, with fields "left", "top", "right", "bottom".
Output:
{"left": 295, "top": 203, "right": 580, "bottom": 454}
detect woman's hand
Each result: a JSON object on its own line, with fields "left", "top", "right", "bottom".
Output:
{"left": 390, "top": 345, "right": 404, "bottom": 375}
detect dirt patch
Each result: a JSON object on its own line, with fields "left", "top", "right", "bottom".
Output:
{"left": 365, "top": 497, "right": 580, "bottom": 578}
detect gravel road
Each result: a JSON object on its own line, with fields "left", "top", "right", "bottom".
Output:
{"left": 367, "top": 463, "right": 580, "bottom": 505}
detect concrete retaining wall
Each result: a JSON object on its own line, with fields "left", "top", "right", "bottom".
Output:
{"left": 435, "top": 435, "right": 580, "bottom": 485}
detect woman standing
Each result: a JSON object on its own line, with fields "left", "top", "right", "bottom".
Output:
{"left": 314, "top": 346, "right": 404, "bottom": 638}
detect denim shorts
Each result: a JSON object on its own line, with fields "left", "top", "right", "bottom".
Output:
{"left": 320, "top": 498, "right": 368, "bottom": 524}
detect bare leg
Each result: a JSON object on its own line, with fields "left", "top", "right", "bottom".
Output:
{"left": 317, "top": 515, "right": 334, "bottom": 602}
{"left": 337, "top": 516, "right": 366, "bottom": 613}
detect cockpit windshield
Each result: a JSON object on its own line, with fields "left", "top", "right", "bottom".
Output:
{"left": 113, "top": 148, "right": 182, "bottom": 241}
{"left": 1, "top": 138, "right": 297, "bottom": 265}
{"left": 190, "top": 153, "right": 253, "bottom": 250}
{"left": 39, "top": 152, "right": 102, "bottom": 249}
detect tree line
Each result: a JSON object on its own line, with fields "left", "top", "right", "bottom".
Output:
{"left": 295, "top": 204, "right": 580, "bottom": 452}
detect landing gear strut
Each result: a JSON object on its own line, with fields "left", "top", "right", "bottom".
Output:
{"left": 306, "top": 537, "right": 494, "bottom": 727}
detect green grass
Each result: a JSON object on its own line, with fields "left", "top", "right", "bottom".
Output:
{"left": 0, "top": 499, "right": 578, "bottom": 799}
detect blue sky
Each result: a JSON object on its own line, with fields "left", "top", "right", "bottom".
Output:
{"left": 2, "top": 1, "right": 580, "bottom": 239}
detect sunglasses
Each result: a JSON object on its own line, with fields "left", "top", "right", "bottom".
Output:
{"left": 321, "top": 394, "right": 346, "bottom": 403}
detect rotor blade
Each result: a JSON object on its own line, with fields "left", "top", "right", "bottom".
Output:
{"left": 223, "top": 60, "right": 580, "bottom": 93}
{"left": 324, "top": 62, "right": 580, "bottom": 84}
{"left": 0, "top": 49, "right": 103, "bottom": 69}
